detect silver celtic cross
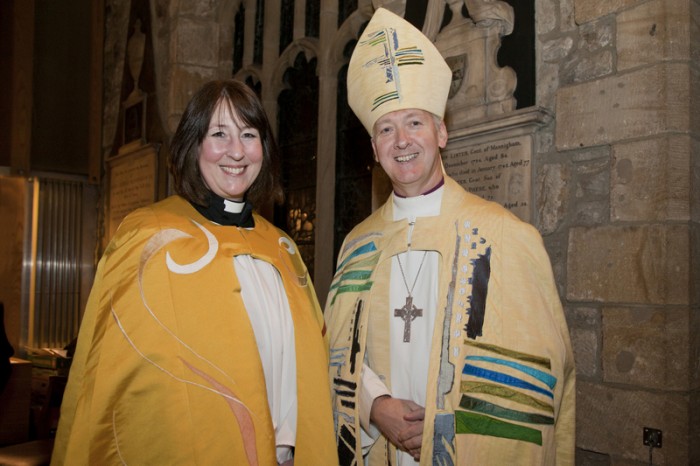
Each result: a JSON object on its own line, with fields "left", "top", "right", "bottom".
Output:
{"left": 394, "top": 296, "right": 423, "bottom": 342}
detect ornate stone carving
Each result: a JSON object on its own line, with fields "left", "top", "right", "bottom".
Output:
{"left": 435, "top": 0, "right": 517, "bottom": 130}
{"left": 127, "top": 19, "right": 146, "bottom": 98}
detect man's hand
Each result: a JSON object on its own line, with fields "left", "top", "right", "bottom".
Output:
{"left": 370, "top": 395, "right": 425, "bottom": 460}
{"left": 399, "top": 407, "right": 425, "bottom": 460}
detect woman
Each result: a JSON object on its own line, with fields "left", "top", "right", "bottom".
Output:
{"left": 52, "top": 80, "right": 338, "bottom": 465}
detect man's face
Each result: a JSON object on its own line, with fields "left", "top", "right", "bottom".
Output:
{"left": 371, "top": 108, "right": 447, "bottom": 198}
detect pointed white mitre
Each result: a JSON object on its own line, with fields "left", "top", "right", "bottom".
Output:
{"left": 347, "top": 8, "right": 452, "bottom": 135}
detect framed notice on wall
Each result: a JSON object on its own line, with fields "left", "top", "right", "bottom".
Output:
{"left": 107, "top": 144, "right": 158, "bottom": 240}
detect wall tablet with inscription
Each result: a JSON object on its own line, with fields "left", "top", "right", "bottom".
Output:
{"left": 443, "top": 134, "right": 532, "bottom": 222}
{"left": 107, "top": 144, "right": 158, "bottom": 240}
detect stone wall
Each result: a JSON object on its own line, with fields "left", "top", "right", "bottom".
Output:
{"left": 536, "top": 0, "right": 699, "bottom": 463}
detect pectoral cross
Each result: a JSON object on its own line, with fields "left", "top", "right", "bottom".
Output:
{"left": 394, "top": 296, "right": 423, "bottom": 342}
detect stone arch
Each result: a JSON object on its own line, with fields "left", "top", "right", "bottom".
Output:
{"left": 234, "top": 65, "right": 262, "bottom": 83}
{"left": 324, "top": 9, "right": 371, "bottom": 74}
{"left": 233, "top": 66, "right": 263, "bottom": 96}
{"left": 270, "top": 38, "right": 320, "bottom": 95}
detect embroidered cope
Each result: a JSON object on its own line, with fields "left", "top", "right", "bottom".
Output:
{"left": 52, "top": 196, "right": 338, "bottom": 466}
{"left": 326, "top": 177, "right": 576, "bottom": 466}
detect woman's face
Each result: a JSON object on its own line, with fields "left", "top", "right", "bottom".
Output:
{"left": 198, "top": 99, "right": 263, "bottom": 201}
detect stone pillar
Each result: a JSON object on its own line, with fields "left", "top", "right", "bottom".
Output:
{"left": 314, "top": 0, "right": 342, "bottom": 306}
{"left": 149, "top": 1, "right": 232, "bottom": 133}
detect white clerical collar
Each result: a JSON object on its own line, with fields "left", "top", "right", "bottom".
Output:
{"left": 223, "top": 198, "right": 245, "bottom": 213}
{"left": 392, "top": 185, "right": 443, "bottom": 221}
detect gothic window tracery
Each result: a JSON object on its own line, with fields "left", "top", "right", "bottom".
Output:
{"left": 306, "top": 0, "right": 320, "bottom": 38}
{"left": 334, "top": 43, "right": 373, "bottom": 265}
{"left": 228, "top": 0, "right": 536, "bottom": 286}
{"left": 279, "top": 0, "right": 294, "bottom": 54}
{"left": 233, "top": 4, "right": 244, "bottom": 74}
{"left": 337, "top": 0, "right": 356, "bottom": 27}
{"left": 275, "top": 53, "right": 319, "bottom": 278}
{"left": 254, "top": 0, "right": 264, "bottom": 65}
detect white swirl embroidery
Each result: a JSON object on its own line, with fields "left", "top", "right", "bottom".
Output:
{"left": 165, "top": 221, "right": 218, "bottom": 274}
{"left": 278, "top": 236, "right": 295, "bottom": 254}
{"left": 277, "top": 236, "right": 307, "bottom": 286}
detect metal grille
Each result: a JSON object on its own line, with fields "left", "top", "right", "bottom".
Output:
{"left": 30, "top": 178, "right": 84, "bottom": 348}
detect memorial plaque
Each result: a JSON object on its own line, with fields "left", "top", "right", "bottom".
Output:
{"left": 443, "top": 134, "right": 532, "bottom": 222}
{"left": 107, "top": 145, "right": 158, "bottom": 239}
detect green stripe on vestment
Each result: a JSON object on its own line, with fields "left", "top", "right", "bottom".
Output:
{"left": 455, "top": 411, "right": 543, "bottom": 446}
{"left": 461, "top": 381, "right": 554, "bottom": 414}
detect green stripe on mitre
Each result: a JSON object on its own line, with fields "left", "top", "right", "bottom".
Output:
{"left": 465, "top": 340, "right": 551, "bottom": 370}
{"left": 461, "top": 381, "right": 554, "bottom": 414}
{"left": 455, "top": 411, "right": 542, "bottom": 446}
